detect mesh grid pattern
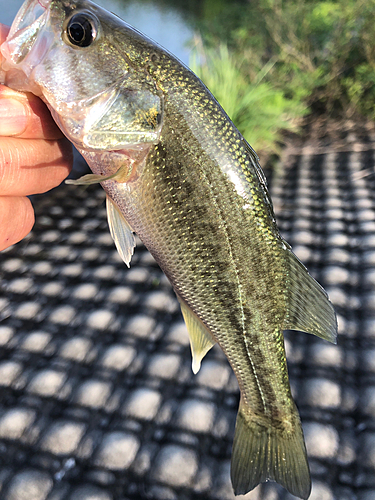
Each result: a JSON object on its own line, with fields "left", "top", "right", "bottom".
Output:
{"left": 0, "top": 130, "right": 375, "bottom": 499}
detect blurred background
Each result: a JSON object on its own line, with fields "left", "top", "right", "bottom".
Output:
{"left": 1, "top": 1, "right": 375, "bottom": 499}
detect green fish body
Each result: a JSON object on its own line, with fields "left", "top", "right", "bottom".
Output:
{"left": 1, "top": 1, "right": 337, "bottom": 498}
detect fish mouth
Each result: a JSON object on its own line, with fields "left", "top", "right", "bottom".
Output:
{"left": 1, "top": 0, "right": 50, "bottom": 71}
{"left": 8, "top": 0, "right": 50, "bottom": 38}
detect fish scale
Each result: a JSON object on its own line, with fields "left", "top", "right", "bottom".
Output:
{"left": 107, "top": 97, "right": 303, "bottom": 467}
{"left": 0, "top": 1, "right": 337, "bottom": 498}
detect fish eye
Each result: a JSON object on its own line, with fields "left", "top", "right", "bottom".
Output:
{"left": 65, "top": 13, "right": 98, "bottom": 48}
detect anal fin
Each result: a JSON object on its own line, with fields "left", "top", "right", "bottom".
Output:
{"left": 177, "top": 296, "right": 216, "bottom": 374}
{"left": 283, "top": 248, "right": 337, "bottom": 343}
{"left": 106, "top": 196, "right": 136, "bottom": 267}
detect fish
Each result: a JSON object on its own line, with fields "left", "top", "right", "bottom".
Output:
{"left": 0, "top": 1, "right": 337, "bottom": 498}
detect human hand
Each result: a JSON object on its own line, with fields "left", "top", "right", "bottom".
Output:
{"left": 0, "top": 23, "right": 73, "bottom": 251}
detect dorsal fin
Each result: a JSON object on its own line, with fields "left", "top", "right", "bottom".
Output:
{"left": 282, "top": 246, "right": 337, "bottom": 343}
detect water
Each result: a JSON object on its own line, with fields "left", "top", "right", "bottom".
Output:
{"left": 0, "top": 0, "right": 193, "bottom": 65}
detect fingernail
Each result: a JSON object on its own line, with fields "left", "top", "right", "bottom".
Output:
{"left": 0, "top": 98, "right": 27, "bottom": 136}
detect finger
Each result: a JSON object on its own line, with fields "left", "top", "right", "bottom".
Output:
{"left": 0, "top": 24, "right": 64, "bottom": 140}
{"left": 0, "top": 137, "right": 73, "bottom": 196}
{"left": 0, "top": 85, "right": 64, "bottom": 140}
{"left": 0, "top": 196, "right": 34, "bottom": 251}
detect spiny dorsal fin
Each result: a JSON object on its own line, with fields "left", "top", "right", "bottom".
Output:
{"left": 177, "top": 296, "right": 216, "bottom": 374}
{"left": 283, "top": 247, "right": 337, "bottom": 343}
{"left": 106, "top": 195, "right": 136, "bottom": 267}
{"left": 231, "top": 398, "right": 311, "bottom": 499}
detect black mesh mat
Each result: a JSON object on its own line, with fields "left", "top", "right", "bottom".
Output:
{"left": 0, "top": 129, "right": 374, "bottom": 500}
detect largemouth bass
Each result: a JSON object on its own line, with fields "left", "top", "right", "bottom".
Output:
{"left": 1, "top": 1, "right": 337, "bottom": 498}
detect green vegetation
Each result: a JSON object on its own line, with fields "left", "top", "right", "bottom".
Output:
{"left": 122, "top": 0, "right": 375, "bottom": 154}
{"left": 187, "top": 0, "right": 375, "bottom": 154}
{"left": 190, "top": 42, "right": 307, "bottom": 155}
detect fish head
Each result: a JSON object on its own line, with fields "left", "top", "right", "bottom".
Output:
{"left": 1, "top": 0, "right": 163, "bottom": 151}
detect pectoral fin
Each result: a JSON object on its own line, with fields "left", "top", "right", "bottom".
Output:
{"left": 106, "top": 196, "right": 136, "bottom": 267}
{"left": 282, "top": 248, "right": 337, "bottom": 343}
{"left": 66, "top": 164, "right": 133, "bottom": 186}
{"left": 177, "top": 296, "right": 216, "bottom": 374}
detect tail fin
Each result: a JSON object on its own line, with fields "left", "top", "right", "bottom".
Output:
{"left": 231, "top": 400, "right": 311, "bottom": 500}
